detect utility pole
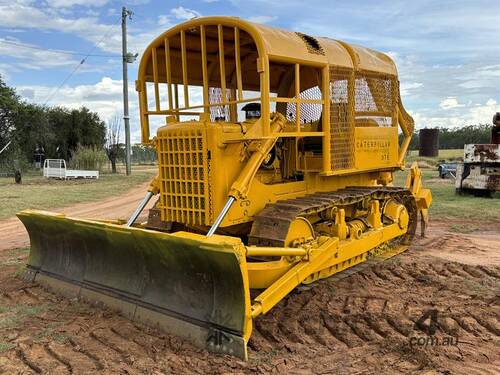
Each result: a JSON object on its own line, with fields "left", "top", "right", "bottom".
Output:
{"left": 121, "top": 6, "right": 133, "bottom": 176}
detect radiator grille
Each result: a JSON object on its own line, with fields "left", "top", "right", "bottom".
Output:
{"left": 157, "top": 126, "right": 210, "bottom": 226}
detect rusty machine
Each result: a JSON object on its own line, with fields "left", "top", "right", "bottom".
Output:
{"left": 18, "top": 17, "right": 431, "bottom": 359}
{"left": 456, "top": 113, "right": 500, "bottom": 196}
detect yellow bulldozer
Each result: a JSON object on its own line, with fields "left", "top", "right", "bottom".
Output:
{"left": 18, "top": 17, "right": 431, "bottom": 359}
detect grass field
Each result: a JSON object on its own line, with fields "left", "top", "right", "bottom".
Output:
{"left": 405, "top": 149, "right": 463, "bottom": 167}
{"left": 394, "top": 168, "right": 500, "bottom": 226}
{"left": 0, "top": 166, "right": 156, "bottom": 220}
{"left": 398, "top": 148, "right": 500, "bottom": 226}
{"left": 2, "top": 156, "right": 498, "bottom": 229}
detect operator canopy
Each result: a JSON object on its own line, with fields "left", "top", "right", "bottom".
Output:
{"left": 139, "top": 16, "right": 397, "bottom": 93}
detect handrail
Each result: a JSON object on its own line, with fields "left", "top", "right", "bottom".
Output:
{"left": 397, "top": 90, "right": 415, "bottom": 166}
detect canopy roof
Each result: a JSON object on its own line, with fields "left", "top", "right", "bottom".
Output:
{"left": 138, "top": 16, "right": 398, "bottom": 90}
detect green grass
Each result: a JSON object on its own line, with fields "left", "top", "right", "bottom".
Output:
{"left": 1, "top": 155, "right": 498, "bottom": 226}
{"left": 401, "top": 149, "right": 500, "bottom": 224}
{"left": 405, "top": 149, "right": 463, "bottom": 167}
{"left": 33, "top": 322, "right": 68, "bottom": 343}
{"left": 0, "top": 166, "right": 156, "bottom": 220}
{"left": 448, "top": 223, "right": 481, "bottom": 234}
{"left": 0, "top": 248, "right": 30, "bottom": 268}
{"left": 0, "top": 304, "right": 46, "bottom": 329}
{"left": 394, "top": 169, "right": 500, "bottom": 223}
{"left": 0, "top": 342, "right": 14, "bottom": 353}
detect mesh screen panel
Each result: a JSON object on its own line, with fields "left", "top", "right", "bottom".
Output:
{"left": 286, "top": 86, "right": 322, "bottom": 124}
{"left": 329, "top": 67, "right": 355, "bottom": 170}
{"left": 354, "top": 72, "right": 396, "bottom": 127}
{"left": 209, "top": 87, "right": 230, "bottom": 121}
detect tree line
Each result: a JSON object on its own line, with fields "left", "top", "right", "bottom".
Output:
{"left": 2, "top": 72, "right": 493, "bottom": 172}
{"left": 0, "top": 75, "right": 106, "bottom": 171}
{"left": 401, "top": 124, "right": 493, "bottom": 150}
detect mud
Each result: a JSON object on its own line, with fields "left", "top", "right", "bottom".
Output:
{"left": 0, "top": 216, "right": 499, "bottom": 374}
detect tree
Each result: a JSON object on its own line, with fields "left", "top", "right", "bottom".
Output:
{"left": 105, "top": 115, "right": 122, "bottom": 173}
{"left": 0, "top": 75, "right": 19, "bottom": 145}
{"left": 131, "top": 144, "right": 157, "bottom": 164}
{"left": 0, "top": 75, "right": 38, "bottom": 171}
{"left": 401, "top": 124, "right": 493, "bottom": 151}
{"left": 47, "top": 106, "right": 106, "bottom": 160}
{"left": 1, "top": 75, "right": 107, "bottom": 170}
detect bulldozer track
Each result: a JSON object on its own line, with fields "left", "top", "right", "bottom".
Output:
{"left": 249, "top": 186, "right": 418, "bottom": 247}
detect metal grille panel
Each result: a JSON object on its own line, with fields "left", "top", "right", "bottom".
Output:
{"left": 354, "top": 71, "right": 396, "bottom": 127}
{"left": 157, "top": 126, "right": 210, "bottom": 226}
{"left": 286, "top": 86, "right": 323, "bottom": 124}
{"left": 329, "top": 67, "right": 355, "bottom": 170}
{"left": 209, "top": 87, "right": 230, "bottom": 121}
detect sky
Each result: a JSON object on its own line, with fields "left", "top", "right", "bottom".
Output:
{"left": 0, "top": 0, "right": 499, "bottom": 142}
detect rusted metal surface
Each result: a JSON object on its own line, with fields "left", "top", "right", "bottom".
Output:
{"left": 456, "top": 162, "right": 500, "bottom": 195}
{"left": 249, "top": 187, "right": 417, "bottom": 247}
{"left": 457, "top": 143, "right": 500, "bottom": 195}
{"left": 146, "top": 203, "right": 173, "bottom": 231}
{"left": 419, "top": 128, "right": 439, "bottom": 157}
{"left": 491, "top": 113, "right": 500, "bottom": 144}
{"left": 464, "top": 144, "right": 500, "bottom": 163}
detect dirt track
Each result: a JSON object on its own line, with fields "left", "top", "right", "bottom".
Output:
{"left": 0, "top": 192, "right": 499, "bottom": 374}
{"left": 0, "top": 182, "right": 154, "bottom": 252}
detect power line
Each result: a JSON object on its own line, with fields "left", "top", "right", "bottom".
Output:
{"left": 42, "top": 15, "right": 123, "bottom": 106}
{"left": 0, "top": 39, "right": 121, "bottom": 58}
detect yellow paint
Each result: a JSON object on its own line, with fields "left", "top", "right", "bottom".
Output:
{"left": 20, "top": 17, "right": 434, "bottom": 358}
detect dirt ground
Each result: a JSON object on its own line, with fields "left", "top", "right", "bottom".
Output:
{"left": 0, "top": 194, "right": 499, "bottom": 374}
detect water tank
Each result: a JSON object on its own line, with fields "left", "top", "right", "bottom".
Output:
{"left": 419, "top": 128, "right": 439, "bottom": 157}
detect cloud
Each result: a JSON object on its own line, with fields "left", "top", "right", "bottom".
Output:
{"left": 19, "top": 76, "right": 125, "bottom": 109}
{"left": 0, "top": 62, "right": 19, "bottom": 81}
{"left": 0, "top": 1, "right": 172, "bottom": 65}
{"left": 127, "top": 0, "right": 152, "bottom": 5}
{"left": 412, "top": 98, "right": 498, "bottom": 129}
{"left": 158, "top": 15, "right": 171, "bottom": 26}
{"left": 44, "top": 0, "right": 110, "bottom": 7}
{"left": 17, "top": 77, "right": 139, "bottom": 139}
{"left": 248, "top": 15, "right": 277, "bottom": 24}
{"left": 226, "top": 0, "right": 500, "bottom": 128}
{"left": 3, "top": 0, "right": 500, "bottom": 133}
{"left": 16, "top": 76, "right": 174, "bottom": 143}
{"left": 439, "top": 97, "right": 464, "bottom": 110}
{"left": 457, "top": 65, "right": 500, "bottom": 90}
{"left": 18, "top": 88, "right": 35, "bottom": 99}
{"left": 170, "top": 6, "right": 201, "bottom": 20}
{"left": 0, "top": 2, "right": 122, "bottom": 52}
{"left": 0, "top": 37, "right": 84, "bottom": 72}
{"left": 400, "top": 82, "right": 423, "bottom": 97}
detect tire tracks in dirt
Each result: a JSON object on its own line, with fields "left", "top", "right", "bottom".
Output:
{"left": 1, "top": 221, "right": 499, "bottom": 373}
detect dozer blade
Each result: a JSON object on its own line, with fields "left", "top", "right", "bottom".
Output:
{"left": 17, "top": 210, "right": 252, "bottom": 359}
